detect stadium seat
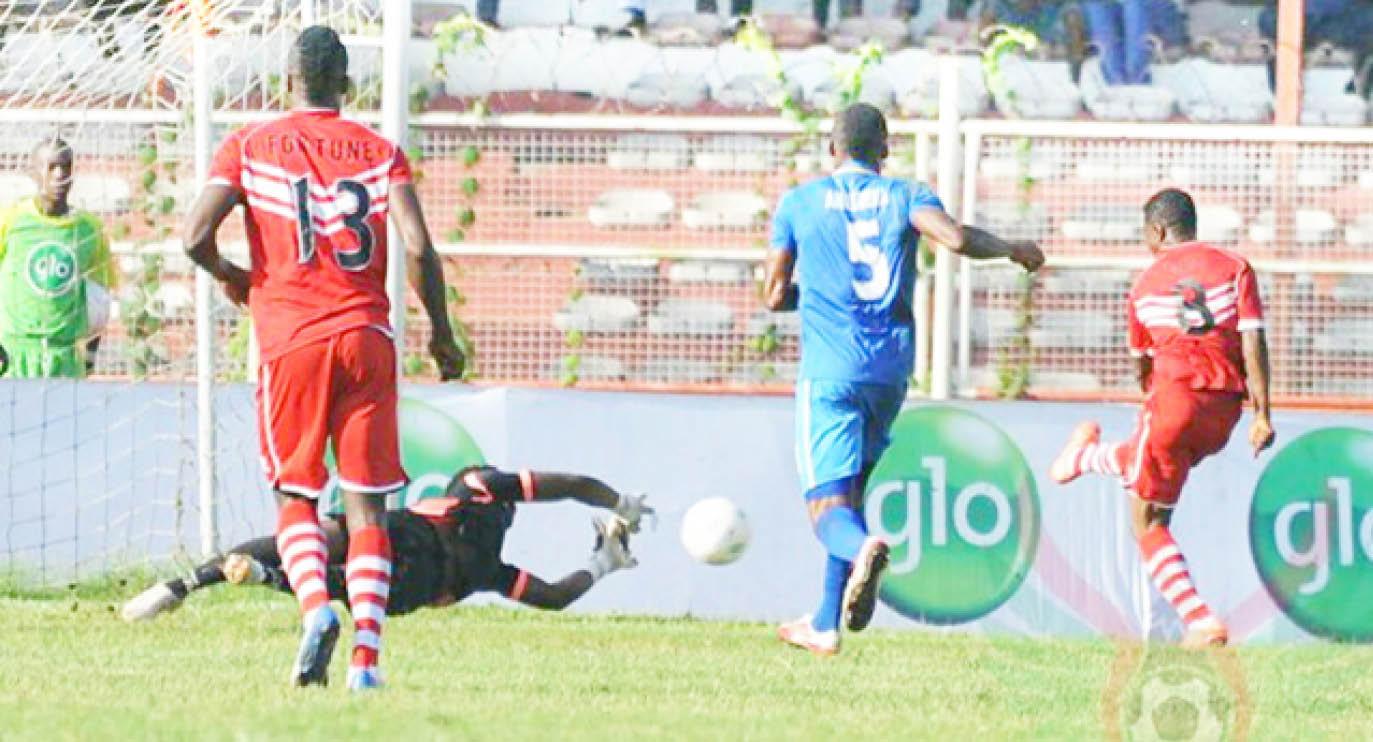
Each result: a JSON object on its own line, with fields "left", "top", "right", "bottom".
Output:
{"left": 1332, "top": 275, "right": 1373, "bottom": 302}
{"left": 889, "top": 49, "right": 988, "bottom": 118}
{"left": 636, "top": 358, "right": 721, "bottom": 383}
{"left": 755, "top": 12, "right": 823, "bottom": 49}
{"left": 70, "top": 174, "right": 132, "bottom": 215}
{"left": 1154, "top": 59, "right": 1271, "bottom": 123}
{"left": 646, "top": 298, "right": 735, "bottom": 335}
{"left": 149, "top": 284, "right": 194, "bottom": 319}
{"left": 989, "top": 56, "right": 1082, "bottom": 119}
{"left": 1195, "top": 204, "right": 1243, "bottom": 244}
{"left": 712, "top": 72, "right": 788, "bottom": 110}
{"left": 1301, "top": 67, "right": 1368, "bottom": 126}
{"left": 1346, "top": 214, "right": 1373, "bottom": 247}
{"left": 976, "top": 201, "right": 1051, "bottom": 242}
{"left": 556, "top": 33, "right": 662, "bottom": 99}
{"left": 548, "top": 354, "right": 628, "bottom": 382}
{"left": 667, "top": 261, "right": 753, "bottom": 284}
{"left": 650, "top": 13, "right": 729, "bottom": 46}
{"left": 552, "top": 294, "right": 641, "bottom": 332}
{"left": 1074, "top": 145, "right": 1163, "bottom": 183}
{"left": 588, "top": 189, "right": 675, "bottom": 227}
{"left": 606, "top": 134, "right": 690, "bottom": 170}
{"left": 745, "top": 310, "right": 801, "bottom": 338}
{"left": 731, "top": 360, "right": 799, "bottom": 384}
{"left": 693, "top": 134, "right": 776, "bottom": 173}
{"left": 1030, "top": 308, "right": 1121, "bottom": 348}
{"left": 496, "top": 0, "right": 574, "bottom": 27}
{"left": 625, "top": 71, "right": 709, "bottom": 108}
{"left": 827, "top": 17, "right": 909, "bottom": 52}
{"left": 1248, "top": 209, "right": 1338, "bottom": 246}
{"left": 1167, "top": 149, "right": 1263, "bottom": 188}
{"left": 1314, "top": 318, "right": 1373, "bottom": 356}
{"left": 1038, "top": 268, "right": 1133, "bottom": 296}
{"left": 969, "top": 307, "right": 1018, "bottom": 347}
{"left": 682, "top": 190, "right": 769, "bottom": 230}
{"left": 1079, "top": 59, "right": 1176, "bottom": 121}
{"left": 1062, "top": 204, "right": 1142, "bottom": 242}
{"left": 979, "top": 143, "right": 1070, "bottom": 182}
{"left": 578, "top": 258, "right": 661, "bottom": 287}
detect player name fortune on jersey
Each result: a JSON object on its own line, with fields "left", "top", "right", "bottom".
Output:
{"left": 824, "top": 188, "right": 890, "bottom": 212}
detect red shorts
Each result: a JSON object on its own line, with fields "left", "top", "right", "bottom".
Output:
{"left": 257, "top": 326, "right": 406, "bottom": 497}
{"left": 1118, "top": 384, "right": 1244, "bottom": 506}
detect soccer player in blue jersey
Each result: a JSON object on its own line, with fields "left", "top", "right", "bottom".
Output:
{"left": 765, "top": 103, "right": 1044, "bottom": 655}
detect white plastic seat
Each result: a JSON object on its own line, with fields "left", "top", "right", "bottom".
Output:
{"left": 976, "top": 201, "right": 1051, "bottom": 241}
{"left": 1030, "top": 309, "right": 1120, "bottom": 349}
{"left": 552, "top": 294, "right": 641, "bottom": 333}
{"left": 549, "top": 354, "right": 628, "bottom": 382}
{"left": 1079, "top": 59, "right": 1176, "bottom": 121}
{"left": 1344, "top": 214, "right": 1373, "bottom": 247}
{"left": 682, "top": 190, "right": 768, "bottom": 230}
{"left": 745, "top": 310, "right": 802, "bottom": 337}
{"left": 693, "top": 135, "right": 775, "bottom": 173}
{"left": 668, "top": 261, "right": 753, "bottom": 284}
{"left": 0, "top": 173, "right": 37, "bottom": 200}
{"left": 588, "top": 189, "right": 675, "bottom": 227}
{"left": 1061, "top": 205, "right": 1141, "bottom": 242}
{"left": 647, "top": 299, "right": 735, "bottom": 335}
{"left": 1247, "top": 209, "right": 1338, "bottom": 245}
{"left": 606, "top": 134, "right": 689, "bottom": 170}
{"left": 1196, "top": 204, "right": 1243, "bottom": 244}
{"left": 1154, "top": 59, "right": 1272, "bottom": 123}
{"left": 636, "top": 358, "right": 720, "bottom": 383}
{"left": 990, "top": 56, "right": 1082, "bottom": 119}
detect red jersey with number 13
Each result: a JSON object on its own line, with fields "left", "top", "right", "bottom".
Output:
{"left": 208, "top": 108, "right": 411, "bottom": 362}
{"left": 1126, "top": 241, "right": 1264, "bottom": 394}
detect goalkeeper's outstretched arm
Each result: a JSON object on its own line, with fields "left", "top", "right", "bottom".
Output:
{"left": 502, "top": 517, "right": 637, "bottom": 610}
{"left": 521, "top": 471, "right": 652, "bottom": 527}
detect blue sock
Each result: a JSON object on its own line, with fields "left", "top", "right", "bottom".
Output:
{"left": 815, "top": 505, "right": 867, "bottom": 562}
{"left": 812, "top": 555, "right": 850, "bottom": 633}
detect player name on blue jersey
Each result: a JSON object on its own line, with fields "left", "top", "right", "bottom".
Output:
{"left": 771, "top": 164, "right": 945, "bottom": 386}
{"left": 824, "top": 188, "right": 890, "bottom": 212}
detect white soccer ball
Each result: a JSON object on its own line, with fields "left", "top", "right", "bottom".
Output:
{"left": 680, "top": 497, "right": 750, "bottom": 565}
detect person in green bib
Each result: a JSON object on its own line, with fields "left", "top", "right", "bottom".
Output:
{"left": 0, "top": 138, "right": 115, "bottom": 378}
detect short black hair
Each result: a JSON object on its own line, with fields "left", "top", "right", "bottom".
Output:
{"left": 290, "top": 25, "right": 348, "bottom": 106}
{"left": 833, "top": 103, "right": 887, "bottom": 165}
{"left": 1143, "top": 188, "right": 1197, "bottom": 239}
{"left": 32, "top": 135, "right": 71, "bottom": 160}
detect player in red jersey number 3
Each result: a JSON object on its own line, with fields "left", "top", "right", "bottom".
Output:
{"left": 182, "top": 26, "right": 464, "bottom": 691}
{"left": 1050, "top": 188, "right": 1275, "bottom": 649}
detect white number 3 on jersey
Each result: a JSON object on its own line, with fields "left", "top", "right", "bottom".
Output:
{"left": 847, "top": 220, "right": 890, "bottom": 301}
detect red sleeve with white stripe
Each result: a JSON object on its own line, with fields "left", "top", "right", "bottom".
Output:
{"left": 1126, "top": 286, "right": 1151, "bottom": 358}
{"left": 1234, "top": 261, "right": 1264, "bottom": 332}
{"left": 388, "top": 146, "right": 412, "bottom": 187}
{"left": 207, "top": 128, "right": 244, "bottom": 192}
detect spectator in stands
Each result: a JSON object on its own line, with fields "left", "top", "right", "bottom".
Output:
{"left": 475, "top": 0, "right": 500, "bottom": 27}
{"left": 979, "top": 0, "right": 1089, "bottom": 81}
{"left": 0, "top": 138, "right": 115, "bottom": 378}
{"left": 1258, "top": 0, "right": 1373, "bottom": 98}
{"left": 1080, "top": 0, "right": 1185, "bottom": 84}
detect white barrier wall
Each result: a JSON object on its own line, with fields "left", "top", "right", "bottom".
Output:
{"left": 3, "top": 381, "right": 1367, "bottom": 644}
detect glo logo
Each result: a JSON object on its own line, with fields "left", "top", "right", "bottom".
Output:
{"left": 864, "top": 406, "right": 1039, "bottom": 624}
{"left": 1250, "top": 427, "right": 1373, "bottom": 641}
{"left": 322, "top": 397, "right": 485, "bottom": 515}
{"left": 25, "top": 242, "right": 78, "bottom": 298}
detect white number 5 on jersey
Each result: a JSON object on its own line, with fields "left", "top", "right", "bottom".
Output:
{"left": 847, "top": 220, "right": 890, "bottom": 301}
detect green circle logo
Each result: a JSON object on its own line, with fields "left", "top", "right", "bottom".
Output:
{"left": 864, "top": 406, "right": 1040, "bottom": 624}
{"left": 1250, "top": 426, "right": 1373, "bottom": 641}
{"left": 25, "top": 242, "right": 78, "bottom": 297}
{"left": 323, "top": 397, "right": 485, "bottom": 514}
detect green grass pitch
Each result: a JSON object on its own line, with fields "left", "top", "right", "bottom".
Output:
{"left": 3, "top": 583, "right": 1372, "bottom": 740}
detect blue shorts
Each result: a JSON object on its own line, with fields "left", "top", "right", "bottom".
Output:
{"left": 795, "top": 379, "right": 907, "bottom": 496}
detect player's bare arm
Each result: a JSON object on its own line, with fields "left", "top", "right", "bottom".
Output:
{"left": 1242, "top": 328, "right": 1275, "bottom": 456}
{"left": 762, "top": 249, "right": 798, "bottom": 311}
{"left": 390, "top": 181, "right": 464, "bottom": 379}
{"left": 910, "top": 208, "right": 1044, "bottom": 272}
{"left": 523, "top": 471, "right": 653, "bottom": 530}
{"left": 183, "top": 184, "right": 251, "bottom": 305}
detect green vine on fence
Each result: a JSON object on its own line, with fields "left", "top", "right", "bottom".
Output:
{"left": 117, "top": 133, "right": 182, "bottom": 380}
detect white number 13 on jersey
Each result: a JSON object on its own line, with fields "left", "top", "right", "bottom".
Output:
{"left": 847, "top": 220, "right": 890, "bottom": 301}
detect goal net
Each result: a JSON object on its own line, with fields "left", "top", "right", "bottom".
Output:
{"left": 0, "top": 0, "right": 384, "bottom": 585}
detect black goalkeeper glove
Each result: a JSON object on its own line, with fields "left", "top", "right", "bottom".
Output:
{"left": 0, "top": 343, "right": 8, "bottom": 377}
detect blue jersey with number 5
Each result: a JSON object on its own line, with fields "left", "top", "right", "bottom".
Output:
{"left": 770, "top": 164, "right": 944, "bottom": 385}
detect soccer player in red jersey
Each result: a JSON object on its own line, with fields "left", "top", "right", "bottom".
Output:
{"left": 1050, "top": 188, "right": 1275, "bottom": 649}
{"left": 182, "top": 26, "right": 464, "bottom": 691}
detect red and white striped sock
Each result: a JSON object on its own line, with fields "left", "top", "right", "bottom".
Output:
{"left": 275, "top": 498, "right": 330, "bottom": 619}
{"left": 1077, "top": 441, "right": 1124, "bottom": 477}
{"left": 345, "top": 525, "right": 392, "bottom": 671}
{"left": 1139, "top": 525, "right": 1217, "bottom": 630}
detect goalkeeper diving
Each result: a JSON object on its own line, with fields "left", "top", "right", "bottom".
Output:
{"left": 123, "top": 467, "right": 652, "bottom": 620}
